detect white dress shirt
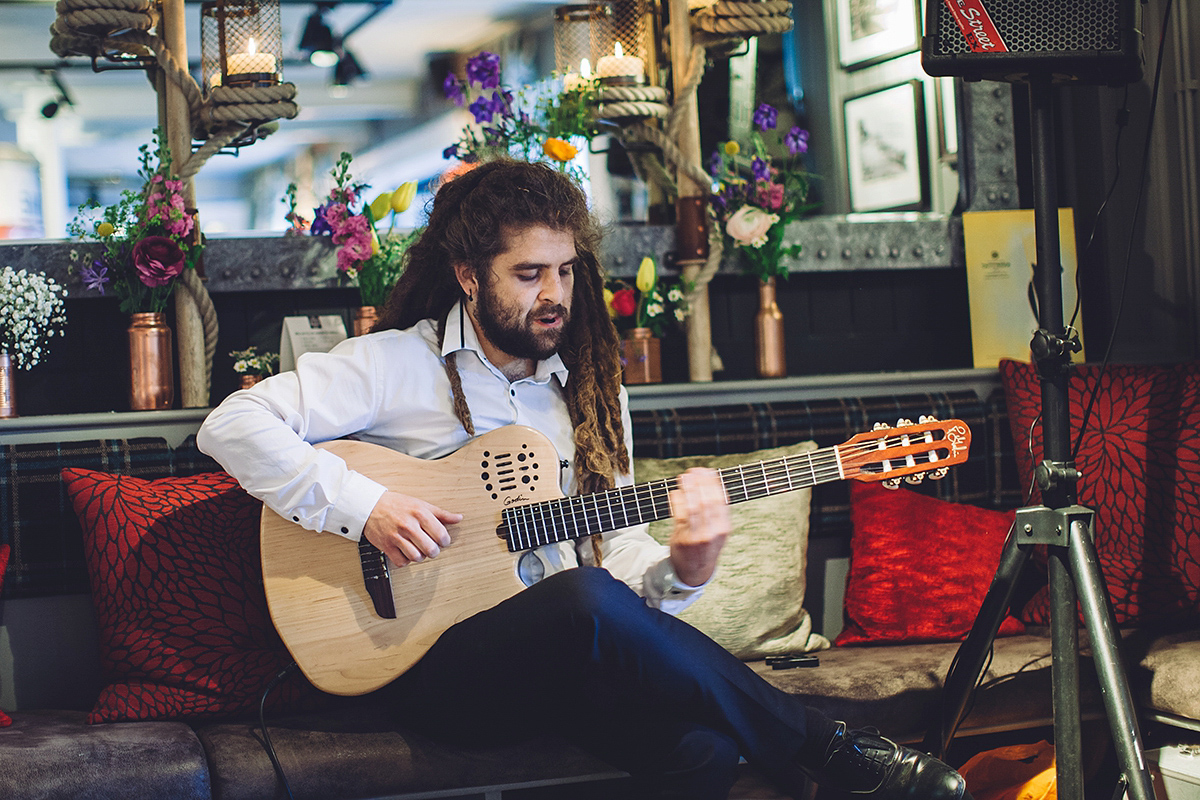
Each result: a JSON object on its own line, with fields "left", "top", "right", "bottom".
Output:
{"left": 197, "top": 302, "right": 705, "bottom": 613}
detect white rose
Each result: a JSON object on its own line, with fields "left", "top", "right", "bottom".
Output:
{"left": 725, "top": 206, "right": 778, "bottom": 248}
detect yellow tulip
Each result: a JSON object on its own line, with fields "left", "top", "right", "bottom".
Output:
{"left": 368, "top": 192, "right": 393, "bottom": 222}
{"left": 635, "top": 256, "right": 656, "bottom": 293}
{"left": 723, "top": 140, "right": 740, "bottom": 157}
{"left": 543, "top": 137, "right": 579, "bottom": 162}
{"left": 391, "top": 181, "right": 417, "bottom": 213}
{"left": 603, "top": 287, "right": 616, "bottom": 319}
{"left": 96, "top": 221, "right": 115, "bottom": 237}
{"left": 370, "top": 227, "right": 381, "bottom": 256}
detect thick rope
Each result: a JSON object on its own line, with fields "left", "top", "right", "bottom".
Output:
{"left": 193, "top": 84, "right": 299, "bottom": 142}
{"left": 176, "top": 265, "right": 220, "bottom": 399}
{"left": 50, "top": 0, "right": 157, "bottom": 59}
{"left": 693, "top": 0, "right": 794, "bottom": 35}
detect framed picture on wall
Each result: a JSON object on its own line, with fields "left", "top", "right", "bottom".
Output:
{"left": 843, "top": 80, "right": 928, "bottom": 212}
{"left": 835, "top": 0, "right": 920, "bottom": 70}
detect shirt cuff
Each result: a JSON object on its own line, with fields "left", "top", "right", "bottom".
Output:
{"left": 322, "top": 471, "right": 388, "bottom": 541}
{"left": 645, "top": 557, "right": 712, "bottom": 613}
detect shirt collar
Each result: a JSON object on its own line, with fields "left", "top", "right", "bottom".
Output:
{"left": 441, "top": 300, "right": 569, "bottom": 387}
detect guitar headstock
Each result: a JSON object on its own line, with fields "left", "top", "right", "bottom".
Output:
{"left": 838, "top": 416, "right": 971, "bottom": 488}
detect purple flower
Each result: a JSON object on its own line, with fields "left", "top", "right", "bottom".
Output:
{"left": 469, "top": 95, "right": 495, "bottom": 123}
{"left": 81, "top": 259, "right": 109, "bottom": 294}
{"left": 784, "top": 126, "right": 809, "bottom": 155}
{"left": 753, "top": 103, "right": 777, "bottom": 132}
{"left": 443, "top": 144, "right": 460, "bottom": 160}
{"left": 310, "top": 204, "right": 333, "bottom": 236}
{"left": 132, "top": 236, "right": 185, "bottom": 288}
{"left": 443, "top": 73, "right": 464, "bottom": 105}
{"left": 751, "top": 157, "right": 770, "bottom": 183}
{"left": 708, "top": 150, "right": 723, "bottom": 178}
{"left": 466, "top": 51, "right": 501, "bottom": 89}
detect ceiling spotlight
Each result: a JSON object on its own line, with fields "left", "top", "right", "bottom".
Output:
{"left": 299, "top": 3, "right": 337, "bottom": 66}
{"left": 39, "top": 69, "right": 74, "bottom": 119}
{"left": 333, "top": 49, "right": 367, "bottom": 87}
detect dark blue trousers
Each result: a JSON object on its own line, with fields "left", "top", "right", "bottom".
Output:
{"left": 386, "top": 567, "right": 821, "bottom": 799}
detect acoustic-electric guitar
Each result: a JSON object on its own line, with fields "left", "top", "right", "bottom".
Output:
{"left": 261, "top": 417, "right": 971, "bottom": 696}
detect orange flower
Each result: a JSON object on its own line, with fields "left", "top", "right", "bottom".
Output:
{"left": 542, "top": 137, "right": 579, "bottom": 162}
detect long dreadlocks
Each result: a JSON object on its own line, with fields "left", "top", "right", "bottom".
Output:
{"left": 375, "top": 159, "right": 628, "bottom": 499}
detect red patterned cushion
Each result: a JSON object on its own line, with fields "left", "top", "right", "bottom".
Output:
{"left": 0, "top": 544, "right": 10, "bottom": 727}
{"left": 62, "top": 469, "right": 317, "bottom": 723}
{"left": 835, "top": 482, "right": 1025, "bottom": 646}
{"left": 1000, "top": 359, "right": 1200, "bottom": 626}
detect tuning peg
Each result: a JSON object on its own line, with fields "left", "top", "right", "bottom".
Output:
{"left": 929, "top": 467, "right": 949, "bottom": 480}
{"left": 873, "top": 421, "right": 890, "bottom": 431}
{"left": 904, "top": 473, "right": 925, "bottom": 484}
{"left": 896, "top": 417, "right": 913, "bottom": 427}
{"left": 919, "top": 414, "right": 938, "bottom": 424}
{"left": 882, "top": 477, "right": 902, "bottom": 490}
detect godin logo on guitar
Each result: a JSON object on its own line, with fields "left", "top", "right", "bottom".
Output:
{"left": 947, "top": 424, "right": 970, "bottom": 456}
{"left": 504, "top": 494, "right": 531, "bottom": 506}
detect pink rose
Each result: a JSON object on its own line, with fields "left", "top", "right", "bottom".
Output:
{"left": 132, "top": 236, "right": 186, "bottom": 287}
{"left": 725, "top": 206, "right": 778, "bottom": 248}
{"left": 756, "top": 182, "right": 785, "bottom": 210}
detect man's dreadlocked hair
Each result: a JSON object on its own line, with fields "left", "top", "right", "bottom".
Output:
{"left": 376, "top": 159, "right": 628, "bottom": 497}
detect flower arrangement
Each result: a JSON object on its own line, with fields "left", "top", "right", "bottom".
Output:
{"left": 69, "top": 131, "right": 200, "bottom": 313}
{"left": 441, "top": 51, "right": 599, "bottom": 184}
{"left": 229, "top": 346, "right": 279, "bottom": 378}
{"left": 709, "top": 103, "right": 814, "bottom": 283}
{"left": 0, "top": 267, "right": 67, "bottom": 369}
{"left": 285, "top": 154, "right": 420, "bottom": 307}
{"left": 359, "top": 181, "right": 419, "bottom": 308}
{"left": 605, "top": 257, "right": 689, "bottom": 338}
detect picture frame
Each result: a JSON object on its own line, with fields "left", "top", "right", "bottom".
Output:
{"left": 843, "top": 80, "right": 928, "bottom": 213}
{"left": 835, "top": 0, "right": 920, "bottom": 70}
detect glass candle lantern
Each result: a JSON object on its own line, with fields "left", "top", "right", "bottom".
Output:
{"left": 554, "top": 3, "right": 615, "bottom": 86}
{"left": 200, "top": 0, "right": 283, "bottom": 91}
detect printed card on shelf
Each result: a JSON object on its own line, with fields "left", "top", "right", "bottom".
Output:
{"left": 963, "top": 208, "right": 1084, "bottom": 368}
{"left": 279, "top": 315, "right": 348, "bottom": 373}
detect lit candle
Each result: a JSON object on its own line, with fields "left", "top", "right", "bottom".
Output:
{"left": 563, "top": 58, "right": 592, "bottom": 92}
{"left": 595, "top": 42, "right": 644, "bottom": 85}
{"left": 226, "top": 38, "right": 276, "bottom": 77}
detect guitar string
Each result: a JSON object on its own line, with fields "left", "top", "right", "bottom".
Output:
{"left": 504, "top": 429, "right": 958, "bottom": 550}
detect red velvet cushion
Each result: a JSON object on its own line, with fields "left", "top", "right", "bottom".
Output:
{"left": 835, "top": 482, "right": 1025, "bottom": 646}
{"left": 999, "top": 359, "right": 1200, "bottom": 626}
{"left": 0, "top": 544, "right": 9, "bottom": 727}
{"left": 62, "top": 469, "right": 318, "bottom": 723}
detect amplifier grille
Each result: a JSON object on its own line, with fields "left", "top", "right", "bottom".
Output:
{"left": 931, "top": 0, "right": 1125, "bottom": 56}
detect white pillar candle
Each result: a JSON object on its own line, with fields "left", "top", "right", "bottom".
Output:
{"left": 227, "top": 38, "right": 276, "bottom": 76}
{"left": 595, "top": 42, "right": 644, "bottom": 83}
{"left": 563, "top": 58, "right": 592, "bottom": 92}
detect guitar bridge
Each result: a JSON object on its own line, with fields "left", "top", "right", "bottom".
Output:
{"left": 358, "top": 538, "right": 397, "bottom": 619}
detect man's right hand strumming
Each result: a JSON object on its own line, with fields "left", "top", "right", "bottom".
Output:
{"left": 364, "top": 491, "right": 462, "bottom": 567}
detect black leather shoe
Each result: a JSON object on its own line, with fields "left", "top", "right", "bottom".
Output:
{"left": 810, "top": 723, "right": 971, "bottom": 800}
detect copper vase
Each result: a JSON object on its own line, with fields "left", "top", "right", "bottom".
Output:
{"left": 128, "top": 312, "right": 174, "bottom": 411}
{"left": 0, "top": 352, "right": 16, "bottom": 418}
{"left": 620, "top": 327, "right": 662, "bottom": 384}
{"left": 755, "top": 277, "right": 786, "bottom": 378}
{"left": 239, "top": 374, "right": 264, "bottom": 390}
{"left": 352, "top": 306, "right": 378, "bottom": 336}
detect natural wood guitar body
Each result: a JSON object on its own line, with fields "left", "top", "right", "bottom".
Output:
{"left": 261, "top": 426, "right": 562, "bottom": 696}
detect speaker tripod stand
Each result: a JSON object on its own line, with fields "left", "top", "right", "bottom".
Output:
{"left": 918, "top": 77, "right": 1157, "bottom": 800}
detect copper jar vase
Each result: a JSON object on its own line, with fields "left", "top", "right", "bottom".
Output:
{"left": 0, "top": 352, "right": 16, "bottom": 418}
{"left": 352, "top": 306, "right": 378, "bottom": 336}
{"left": 128, "top": 312, "right": 174, "bottom": 411}
{"left": 755, "top": 277, "right": 786, "bottom": 378}
{"left": 620, "top": 327, "right": 662, "bottom": 384}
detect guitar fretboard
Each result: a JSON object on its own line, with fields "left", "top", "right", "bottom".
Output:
{"left": 498, "top": 445, "right": 845, "bottom": 552}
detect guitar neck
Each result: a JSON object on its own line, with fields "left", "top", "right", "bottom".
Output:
{"left": 500, "top": 443, "right": 843, "bottom": 552}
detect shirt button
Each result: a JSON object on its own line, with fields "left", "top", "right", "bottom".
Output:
{"left": 510, "top": 389, "right": 516, "bottom": 396}
{"left": 292, "top": 516, "right": 300, "bottom": 522}
{"left": 341, "top": 526, "right": 349, "bottom": 534}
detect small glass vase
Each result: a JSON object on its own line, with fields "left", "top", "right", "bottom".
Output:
{"left": 755, "top": 276, "right": 786, "bottom": 379}
{"left": 352, "top": 306, "right": 378, "bottom": 336}
{"left": 620, "top": 327, "right": 662, "bottom": 384}
{"left": 128, "top": 312, "right": 174, "bottom": 411}
{"left": 0, "top": 352, "right": 16, "bottom": 419}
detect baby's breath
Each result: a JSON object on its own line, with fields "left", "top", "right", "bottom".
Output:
{"left": 229, "top": 346, "right": 279, "bottom": 377}
{"left": 0, "top": 267, "right": 68, "bottom": 370}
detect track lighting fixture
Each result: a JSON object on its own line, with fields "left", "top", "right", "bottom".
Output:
{"left": 299, "top": 3, "right": 338, "bottom": 67}
{"left": 39, "top": 69, "right": 74, "bottom": 119}
{"left": 332, "top": 48, "right": 367, "bottom": 87}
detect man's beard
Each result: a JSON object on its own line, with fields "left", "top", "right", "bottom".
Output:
{"left": 474, "top": 281, "right": 570, "bottom": 362}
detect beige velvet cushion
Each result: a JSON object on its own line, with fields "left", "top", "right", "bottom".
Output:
{"left": 634, "top": 441, "right": 830, "bottom": 660}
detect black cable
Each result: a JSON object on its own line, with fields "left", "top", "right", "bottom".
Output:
{"left": 1071, "top": 0, "right": 1174, "bottom": 463}
{"left": 259, "top": 661, "right": 300, "bottom": 800}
